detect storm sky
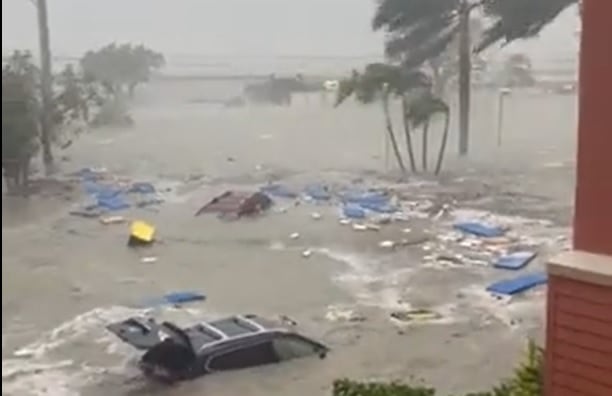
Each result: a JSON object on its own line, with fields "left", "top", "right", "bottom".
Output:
{"left": 2, "top": 0, "right": 579, "bottom": 62}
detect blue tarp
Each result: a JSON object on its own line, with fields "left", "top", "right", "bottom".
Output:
{"left": 454, "top": 222, "right": 506, "bottom": 238}
{"left": 341, "top": 189, "right": 397, "bottom": 213}
{"left": 486, "top": 272, "right": 547, "bottom": 295}
{"left": 305, "top": 184, "right": 332, "bottom": 201}
{"left": 80, "top": 177, "right": 163, "bottom": 212}
{"left": 141, "top": 291, "right": 206, "bottom": 308}
{"left": 343, "top": 204, "right": 367, "bottom": 219}
{"left": 97, "top": 195, "right": 130, "bottom": 211}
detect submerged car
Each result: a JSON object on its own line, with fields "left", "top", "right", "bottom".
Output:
{"left": 107, "top": 314, "right": 329, "bottom": 382}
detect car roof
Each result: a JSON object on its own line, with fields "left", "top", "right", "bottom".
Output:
{"left": 184, "top": 315, "right": 290, "bottom": 351}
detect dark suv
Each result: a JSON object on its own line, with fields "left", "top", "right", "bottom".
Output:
{"left": 107, "top": 314, "right": 329, "bottom": 382}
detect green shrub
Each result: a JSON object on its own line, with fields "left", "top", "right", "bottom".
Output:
{"left": 332, "top": 341, "right": 544, "bottom": 396}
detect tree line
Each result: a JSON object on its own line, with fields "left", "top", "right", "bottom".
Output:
{"left": 2, "top": 44, "right": 164, "bottom": 193}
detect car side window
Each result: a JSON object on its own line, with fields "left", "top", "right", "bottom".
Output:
{"left": 271, "top": 334, "right": 321, "bottom": 361}
{"left": 208, "top": 341, "right": 278, "bottom": 371}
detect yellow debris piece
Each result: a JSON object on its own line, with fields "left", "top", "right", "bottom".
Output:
{"left": 130, "top": 220, "right": 156, "bottom": 243}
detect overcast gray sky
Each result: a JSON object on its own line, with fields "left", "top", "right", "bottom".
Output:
{"left": 2, "top": 0, "right": 579, "bottom": 62}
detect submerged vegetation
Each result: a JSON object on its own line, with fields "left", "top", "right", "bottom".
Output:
{"left": 332, "top": 340, "right": 544, "bottom": 396}
{"left": 2, "top": 44, "right": 164, "bottom": 193}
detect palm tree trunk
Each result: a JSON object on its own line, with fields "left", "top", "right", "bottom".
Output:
{"left": 457, "top": 0, "right": 471, "bottom": 156}
{"left": 382, "top": 95, "right": 407, "bottom": 176}
{"left": 421, "top": 120, "right": 430, "bottom": 171}
{"left": 36, "top": 0, "right": 55, "bottom": 175}
{"left": 435, "top": 111, "right": 451, "bottom": 175}
{"left": 401, "top": 96, "right": 417, "bottom": 173}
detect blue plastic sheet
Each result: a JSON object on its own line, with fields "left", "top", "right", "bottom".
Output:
{"left": 486, "top": 272, "right": 547, "bottom": 295}
{"left": 97, "top": 195, "right": 130, "bottom": 211}
{"left": 305, "top": 184, "right": 332, "bottom": 200}
{"left": 142, "top": 291, "right": 206, "bottom": 307}
{"left": 343, "top": 204, "right": 367, "bottom": 219}
{"left": 341, "top": 190, "right": 396, "bottom": 213}
{"left": 454, "top": 222, "right": 506, "bottom": 238}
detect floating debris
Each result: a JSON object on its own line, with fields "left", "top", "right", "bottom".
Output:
{"left": 128, "top": 220, "right": 156, "bottom": 247}
{"left": 100, "top": 215, "right": 126, "bottom": 225}
{"left": 289, "top": 232, "right": 300, "bottom": 240}
{"left": 301, "top": 249, "right": 313, "bottom": 258}
{"left": 196, "top": 191, "right": 273, "bottom": 218}
{"left": 141, "top": 257, "right": 158, "bottom": 264}
{"left": 352, "top": 224, "right": 368, "bottom": 232}
{"left": 378, "top": 240, "right": 396, "bottom": 249}
{"left": 311, "top": 212, "right": 323, "bottom": 220}
{"left": 390, "top": 309, "right": 442, "bottom": 323}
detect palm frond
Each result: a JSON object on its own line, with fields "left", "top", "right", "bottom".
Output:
{"left": 405, "top": 92, "right": 449, "bottom": 128}
{"left": 476, "top": 0, "right": 577, "bottom": 52}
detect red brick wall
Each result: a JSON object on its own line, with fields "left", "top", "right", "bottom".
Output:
{"left": 545, "top": 275, "right": 612, "bottom": 395}
{"left": 572, "top": 0, "right": 612, "bottom": 256}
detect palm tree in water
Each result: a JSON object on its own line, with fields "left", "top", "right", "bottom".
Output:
{"left": 335, "top": 63, "right": 451, "bottom": 175}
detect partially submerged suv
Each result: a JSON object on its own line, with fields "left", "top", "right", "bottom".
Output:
{"left": 107, "top": 314, "right": 329, "bottom": 382}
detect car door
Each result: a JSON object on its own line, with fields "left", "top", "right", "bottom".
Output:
{"left": 271, "top": 333, "right": 328, "bottom": 361}
{"left": 206, "top": 340, "right": 279, "bottom": 372}
{"left": 106, "top": 317, "right": 165, "bottom": 350}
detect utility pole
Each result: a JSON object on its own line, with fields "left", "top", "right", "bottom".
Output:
{"left": 457, "top": 0, "right": 471, "bottom": 156}
{"left": 36, "top": 0, "right": 55, "bottom": 174}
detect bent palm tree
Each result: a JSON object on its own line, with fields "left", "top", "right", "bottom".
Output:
{"left": 372, "top": 0, "right": 478, "bottom": 157}
{"left": 403, "top": 91, "right": 450, "bottom": 175}
{"left": 335, "top": 64, "right": 430, "bottom": 177}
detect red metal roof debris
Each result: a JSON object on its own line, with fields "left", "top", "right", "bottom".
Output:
{"left": 195, "top": 191, "right": 272, "bottom": 218}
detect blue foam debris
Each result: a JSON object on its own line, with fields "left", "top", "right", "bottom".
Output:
{"left": 342, "top": 190, "right": 388, "bottom": 204}
{"left": 486, "top": 272, "right": 547, "bottom": 295}
{"left": 75, "top": 168, "right": 99, "bottom": 181}
{"left": 359, "top": 201, "right": 397, "bottom": 213}
{"left": 343, "top": 204, "right": 367, "bottom": 219}
{"left": 454, "top": 222, "right": 506, "bottom": 238}
{"left": 341, "top": 190, "right": 396, "bottom": 213}
{"left": 97, "top": 195, "right": 130, "bottom": 211}
{"left": 305, "top": 184, "right": 332, "bottom": 200}
{"left": 128, "top": 182, "right": 156, "bottom": 194}
{"left": 142, "top": 291, "right": 206, "bottom": 307}
{"left": 494, "top": 251, "right": 537, "bottom": 270}
{"left": 260, "top": 184, "right": 298, "bottom": 198}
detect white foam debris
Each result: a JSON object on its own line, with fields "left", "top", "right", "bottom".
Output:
{"left": 13, "top": 306, "right": 141, "bottom": 359}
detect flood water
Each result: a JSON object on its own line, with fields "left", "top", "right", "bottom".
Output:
{"left": 2, "top": 82, "right": 576, "bottom": 396}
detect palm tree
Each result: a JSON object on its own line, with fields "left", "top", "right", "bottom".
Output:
{"left": 371, "top": 0, "right": 579, "bottom": 158}
{"left": 372, "top": 0, "right": 477, "bottom": 158}
{"left": 335, "top": 63, "right": 430, "bottom": 176}
{"left": 403, "top": 91, "right": 451, "bottom": 175}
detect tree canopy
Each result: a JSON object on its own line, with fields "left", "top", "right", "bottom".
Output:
{"left": 2, "top": 51, "right": 107, "bottom": 192}
{"left": 80, "top": 43, "right": 165, "bottom": 95}
{"left": 477, "top": 0, "right": 578, "bottom": 52}
{"left": 372, "top": 0, "right": 578, "bottom": 67}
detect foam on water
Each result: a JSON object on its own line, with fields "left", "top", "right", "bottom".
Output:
{"left": 459, "top": 284, "right": 546, "bottom": 329}
{"left": 12, "top": 306, "right": 143, "bottom": 359}
{"left": 316, "top": 248, "right": 415, "bottom": 310}
{"left": 2, "top": 306, "right": 146, "bottom": 396}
